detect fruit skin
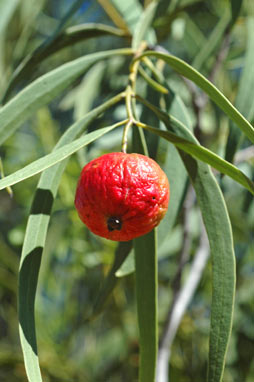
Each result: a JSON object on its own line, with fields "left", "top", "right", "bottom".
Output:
{"left": 75, "top": 152, "right": 169, "bottom": 241}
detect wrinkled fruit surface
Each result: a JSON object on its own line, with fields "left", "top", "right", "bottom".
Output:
{"left": 75, "top": 152, "right": 170, "bottom": 241}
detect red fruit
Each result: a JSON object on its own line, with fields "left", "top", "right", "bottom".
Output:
{"left": 75, "top": 152, "right": 169, "bottom": 241}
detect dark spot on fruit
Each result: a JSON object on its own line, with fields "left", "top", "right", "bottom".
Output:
{"left": 152, "top": 196, "right": 155, "bottom": 200}
{"left": 107, "top": 216, "right": 122, "bottom": 231}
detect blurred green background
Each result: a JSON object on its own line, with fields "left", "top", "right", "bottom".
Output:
{"left": 0, "top": 0, "right": 253, "bottom": 381}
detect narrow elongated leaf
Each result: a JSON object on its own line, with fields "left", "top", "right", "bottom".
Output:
{"left": 132, "top": 1, "right": 157, "bottom": 49}
{"left": 151, "top": 103, "right": 236, "bottom": 382}
{"left": 132, "top": 105, "right": 158, "bottom": 382}
{"left": 180, "top": 154, "right": 235, "bottom": 382}
{"left": 0, "top": 123, "right": 124, "bottom": 190}
{"left": 0, "top": 48, "right": 132, "bottom": 145}
{"left": 136, "top": 51, "right": 254, "bottom": 145}
{"left": 134, "top": 230, "right": 158, "bottom": 382}
{"left": 132, "top": 136, "right": 157, "bottom": 382}
{"left": 137, "top": 120, "right": 254, "bottom": 195}
{"left": 225, "top": 17, "right": 254, "bottom": 162}
{"left": 3, "top": 24, "right": 128, "bottom": 102}
{"left": 136, "top": 95, "right": 254, "bottom": 193}
{"left": 18, "top": 94, "right": 123, "bottom": 382}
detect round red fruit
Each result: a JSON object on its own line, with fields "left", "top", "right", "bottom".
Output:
{"left": 75, "top": 152, "right": 170, "bottom": 241}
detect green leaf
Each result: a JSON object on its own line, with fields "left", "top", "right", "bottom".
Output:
{"left": 19, "top": 226, "right": 45, "bottom": 382}
{"left": 0, "top": 48, "right": 132, "bottom": 145}
{"left": 132, "top": 98, "right": 158, "bottom": 381}
{"left": 18, "top": 94, "right": 123, "bottom": 382}
{"left": 134, "top": 229, "right": 158, "bottom": 382}
{"left": 139, "top": 121, "right": 254, "bottom": 195}
{"left": 180, "top": 153, "right": 235, "bottom": 382}
{"left": 225, "top": 17, "right": 254, "bottom": 163}
{"left": 132, "top": 0, "right": 157, "bottom": 49}
{"left": 137, "top": 51, "right": 254, "bottom": 145}
{"left": 2, "top": 23, "right": 127, "bottom": 102}
{"left": 143, "top": 98, "right": 236, "bottom": 382}
{"left": 0, "top": 123, "right": 125, "bottom": 190}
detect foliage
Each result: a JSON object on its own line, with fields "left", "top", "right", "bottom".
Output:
{"left": 0, "top": 1, "right": 253, "bottom": 381}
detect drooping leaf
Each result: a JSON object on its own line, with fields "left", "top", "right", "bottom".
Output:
{"left": 18, "top": 94, "right": 124, "bottom": 382}
{"left": 0, "top": 48, "right": 132, "bottom": 145}
{"left": 143, "top": 98, "right": 236, "bottom": 382}
{"left": 139, "top": 121, "right": 254, "bottom": 195}
{"left": 180, "top": 153, "right": 236, "bottom": 382}
{"left": 136, "top": 51, "right": 254, "bottom": 145}
{"left": 0, "top": 123, "right": 125, "bottom": 190}
{"left": 134, "top": 229, "right": 158, "bottom": 382}
{"left": 136, "top": 94, "right": 254, "bottom": 192}
{"left": 131, "top": 107, "right": 158, "bottom": 382}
